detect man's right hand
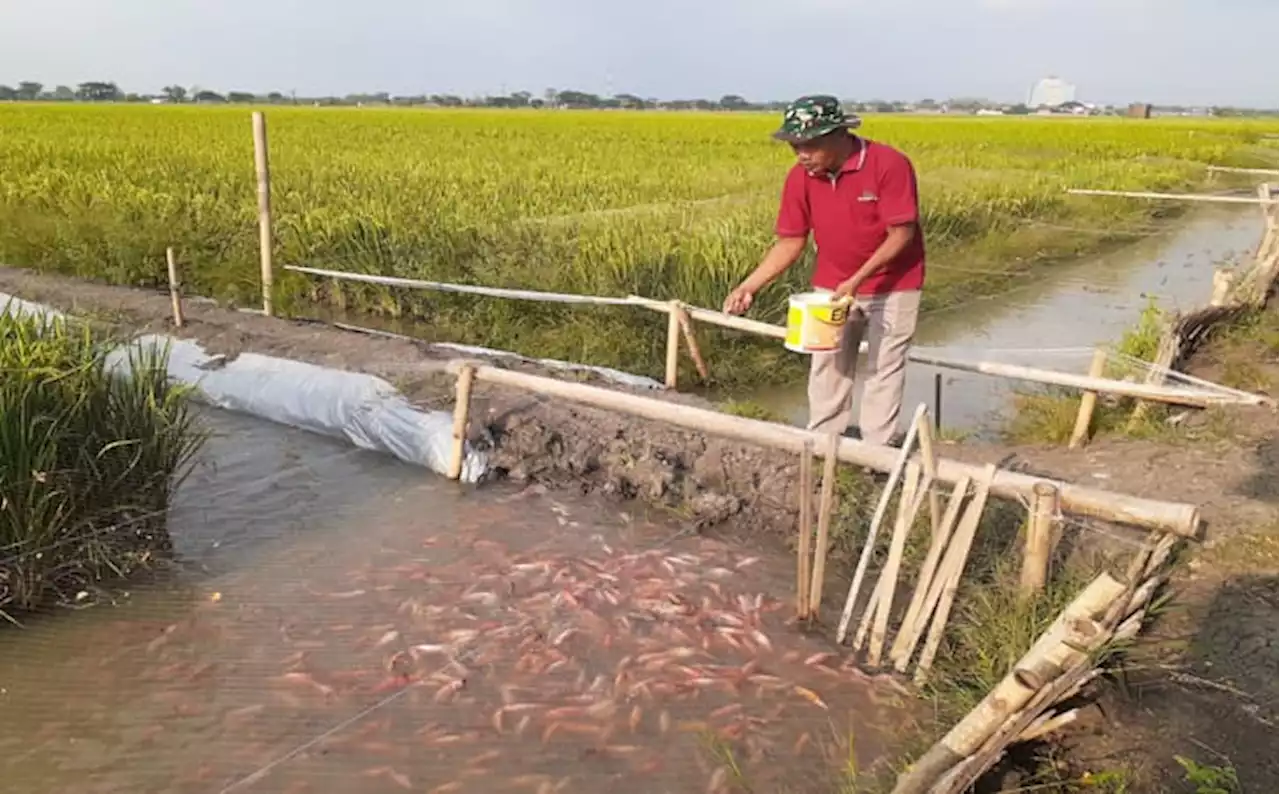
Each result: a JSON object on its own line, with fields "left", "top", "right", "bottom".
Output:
{"left": 722, "top": 286, "right": 754, "bottom": 315}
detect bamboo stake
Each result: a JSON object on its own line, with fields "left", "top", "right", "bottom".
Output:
{"left": 890, "top": 476, "right": 970, "bottom": 672}
{"left": 1126, "top": 324, "right": 1178, "bottom": 433}
{"left": 836, "top": 403, "right": 928, "bottom": 644}
{"left": 1209, "top": 268, "right": 1235, "bottom": 307}
{"left": 1067, "top": 349, "right": 1108, "bottom": 449}
{"left": 449, "top": 362, "right": 1203, "bottom": 536}
{"left": 914, "top": 464, "right": 997, "bottom": 683}
{"left": 251, "top": 111, "right": 274, "bottom": 317}
{"left": 808, "top": 433, "right": 841, "bottom": 618}
{"left": 447, "top": 363, "right": 476, "bottom": 480}
{"left": 796, "top": 440, "right": 815, "bottom": 620}
{"left": 853, "top": 463, "right": 921, "bottom": 652}
{"left": 165, "top": 246, "right": 184, "bottom": 328}
{"left": 867, "top": 463, "right": 928, "bottom": 667}
{"left": 673, "top": 304, "right": 709, "bottom": 381}
{"left": 664, "top": 302, "right": 680, "bottom": 389}
{"left": 915, "top": 410, "right": 942, "bottom": 537}
{"left": 1020, "top": 482, "right": 1059, "bottom": 597}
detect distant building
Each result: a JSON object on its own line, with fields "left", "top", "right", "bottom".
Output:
{"left": 1029, "top": 76, "right": 1077, "bottom": 109}
{"left": 1126, "top": 102, "right": 1153, "bottom": 119}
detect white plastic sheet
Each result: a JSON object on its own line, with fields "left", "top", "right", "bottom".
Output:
{"left": 2, "top": 292, "right": 487, "bottom": 483}
{"left": 106, "top": 335, "right": 488, "bottom": 483}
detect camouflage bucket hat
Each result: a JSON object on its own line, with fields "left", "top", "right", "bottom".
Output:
{"left": 772, "top": 95, "right": 862, "bottom": 143}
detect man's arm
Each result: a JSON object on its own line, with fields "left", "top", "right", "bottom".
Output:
{"left": 725, "top": 166, "right": 809, "bottom": 315}
{"left": 834, "top": 151, "right": 921, "bottom": 297}
{"left": 723, "top": 236, "right": 807, "bottom": 314}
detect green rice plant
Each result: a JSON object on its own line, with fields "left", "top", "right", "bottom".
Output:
{"left": 0, "top": 105, "right": 1274, "bottom": 386}
{"left": 0, "top": 305, "right": 206, "bottom": 620}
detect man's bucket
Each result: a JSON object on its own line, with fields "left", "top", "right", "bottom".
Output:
{"left": 784, "top": 292, "right": 854, "bottom": 354}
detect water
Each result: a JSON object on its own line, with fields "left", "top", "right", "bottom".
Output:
{"left": 0, "top": 411, "right": 905, "bottom": 794}
{"left": 745, "top": 205, "right": 1264, "bottom": 437}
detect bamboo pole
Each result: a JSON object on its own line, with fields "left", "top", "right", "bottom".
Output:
{"left": 165, "top": 246, "right": 184, "bottom": 328}
{"left": 1209, "top": 268, "right": 1235, "bottom": 307}
{"left": 1020, "top": 482, "right": 1059, "bottom": 597}
{"left": 251, "top": 111, "right": 274, "bottom": 317}
{"left": 1066, "top": 188, "right": 1278, "bottom": 205}
{"left": 808, "top": 433, "right": 840, "bottom": 618}
{"left": 867, "top": 463, "right": 928, "bottom": 667}
{"left": 894, "top": 573, "right": 1125, "bottom": 794}
{"left": 1067, "top": 349, "right": 1109, "bottom": 449}
{"left": 796, "top": 440, "right": 815, "bottom": 620}
{"left": 913, "top": 465, "right": 996, "bottom": 683}
{"left": 447, "top": 364, "right": 476, "bottom": 480}
{"left": 853, "top": 462, "right": 921, "bottom": 652}
{"left": 664, "top": 303, "right": 680, "bottom": 389}
{"left": 910, "top": 352, "right": 1252, "bottom": 407}
{"left": 1206, "top": 165, "right": 1280, "bottom": 175}
{"left": 449, "top": 362, "right": 1202, "bottom": 535}
{"left": 889, "top": 476, "right": 971, "bottom": 672}
{"left": 836, "top": 404, "right": 927, "bottom": 645}
{"left": 915, "top": 410, "right": 942, "bottom": 536}
{"left": 673, "top": 304, "right": 709, "bottom": 381}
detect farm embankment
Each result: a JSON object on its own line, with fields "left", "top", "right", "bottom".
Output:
{"left": 1, "top": 105, "right": 1275, "bottom": 390}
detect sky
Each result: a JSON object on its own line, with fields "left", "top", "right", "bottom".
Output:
{"left": 2, "top": 0, "right": 1277, "bottom": 108}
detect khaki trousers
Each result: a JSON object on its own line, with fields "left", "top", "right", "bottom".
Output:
{"left": 807, "top": 289, "right": 921, "bottom": 445}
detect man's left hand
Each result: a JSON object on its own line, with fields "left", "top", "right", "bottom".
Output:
{"left": 833, "top": 276, "right": 861, "bottom": 299}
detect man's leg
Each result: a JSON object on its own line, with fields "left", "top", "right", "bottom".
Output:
{"left": 807, "top": 309, "right": 867, "bottom": 436}
{"left": 857, "top": 290, "right": 921, "bottom": 446}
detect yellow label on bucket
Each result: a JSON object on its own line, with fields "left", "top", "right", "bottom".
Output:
{"left": 785, "top": 293, "right": 851, "bottom": 354}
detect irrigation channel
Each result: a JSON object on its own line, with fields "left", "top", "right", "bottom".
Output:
{"left": 744, "top": 204, "right": 1266, "bottom": 434}
{"left": 0, "top": 410, "right": 908, "bottom": 794}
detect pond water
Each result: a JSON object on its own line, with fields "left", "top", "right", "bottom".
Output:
{"left": 0, "top": 412, "right": 907, "bottom": 794}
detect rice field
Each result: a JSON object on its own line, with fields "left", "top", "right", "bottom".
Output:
{"left": 0, "top": 104, "right": 1274, "bottom": 385}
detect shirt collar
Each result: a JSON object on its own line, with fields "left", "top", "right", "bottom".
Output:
{"left": 839, "top": 136, "right": 868, "bottom": 173}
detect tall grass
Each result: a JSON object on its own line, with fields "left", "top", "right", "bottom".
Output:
{"left": 0, "top": 105, "right": 1275, "bottom": 385}
{"left": 0, "top": 305, "right": 205, "bottom": 619}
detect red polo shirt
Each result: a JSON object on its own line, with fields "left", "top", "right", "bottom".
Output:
{"left": 775, "top": 137, "right": 926, "bottom": 295}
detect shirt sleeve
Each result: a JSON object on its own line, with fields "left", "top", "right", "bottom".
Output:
{"left": 774, "top": 166, "right": 811, "bottom": 238}
{"left": 877, "top": 150, "right": 920, "bottom": 226}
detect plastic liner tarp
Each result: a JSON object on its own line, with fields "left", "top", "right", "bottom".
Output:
{"left": 2, "top": 292, "right": 487, "bottom": 483}
{"left": 105, "top": 335, "right": 488, "bottom": 483}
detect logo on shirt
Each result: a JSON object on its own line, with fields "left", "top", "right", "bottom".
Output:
{"left": 857, "top": 191, "right": 879, "bottom": 203}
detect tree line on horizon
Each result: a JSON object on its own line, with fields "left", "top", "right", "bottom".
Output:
{"left": 0, "top": 80, "right": 1274, "bottom": 117}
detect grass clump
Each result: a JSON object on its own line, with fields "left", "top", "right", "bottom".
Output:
{"left": 0, "top": 304, "right": 205, "bottom": 621}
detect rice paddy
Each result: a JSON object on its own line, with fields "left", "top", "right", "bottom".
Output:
{"left": 0, "top": 104, "right": 1274, "bottom": 385}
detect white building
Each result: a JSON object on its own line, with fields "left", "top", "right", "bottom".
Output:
{"left": 1029, "top": 76, "right": 1077, "bottom": 109}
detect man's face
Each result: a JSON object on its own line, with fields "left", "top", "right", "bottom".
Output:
{"left": 790, "top": 132, "right": 846, "bottom": 176}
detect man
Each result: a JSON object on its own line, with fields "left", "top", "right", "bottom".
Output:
{"left": 723, "top": 95, "right": 925, "bottom": 447}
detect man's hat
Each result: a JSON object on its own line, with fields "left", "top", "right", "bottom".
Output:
{"left": 772, "top": 95, "right": 862, "bottom": 143}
